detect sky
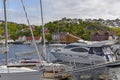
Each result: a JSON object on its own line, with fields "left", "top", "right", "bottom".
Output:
{"left": 0, "top": 0, "right": 120, "bottom": 25}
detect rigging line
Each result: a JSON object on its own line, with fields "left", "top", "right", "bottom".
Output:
{"left": 21, "top": 0, "right": 42, "bottom": 62}
{"left": 39, "top": 0, "right": 47, "bottom": 61}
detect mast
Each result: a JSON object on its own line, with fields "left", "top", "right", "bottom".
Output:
{"left": 4, "top": 0, "right": 8, "bottom": 65}
{"left": 21, "top": 0, "right": 42, "bottom": 62}
{"left": 40, "top": 0, "right": 47, "bottom": 61}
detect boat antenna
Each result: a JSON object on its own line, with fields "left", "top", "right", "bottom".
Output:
{"left": 4, "top": 0, "right": 9, "bottom": 66}
{"left": 21, "top": 0, "right": 42, "bottom": 62}
{"left": 39, "top": 0, "right": 47, "bottom": 61}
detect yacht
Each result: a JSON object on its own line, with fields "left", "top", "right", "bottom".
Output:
{"left": 51, "top": 40, "right": 117, "bottom": 64}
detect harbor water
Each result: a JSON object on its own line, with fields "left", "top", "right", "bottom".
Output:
{"left": 0, "top": 44, "right": 120, "bottom": 80}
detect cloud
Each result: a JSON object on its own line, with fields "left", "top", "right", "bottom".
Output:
{"left": 45, "top": 0, "right": 120, "bottom": 20}
{"left": 1, "top": 0, "right": 120, "bottom": 25}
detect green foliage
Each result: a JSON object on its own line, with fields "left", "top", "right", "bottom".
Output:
{"left": 0, "top": 18, "right": 120, "bottom": 41}
{"left": 110, "top": 27, "right": 120, "bottom": 36}
{"left": 33, "top": 26, "right": 42, "bottom": 36}
{"left": 45, "top": 22, "right": 58, "bottom": 33}
{"left": 0, "top": 27, "right": 4, "bottom": 34}
{"left": 0, "top": 23, "right": 4, "bottom": 35}
{"left": 10, "top": 33, "right": 18, "bottom": 41}
{"left": 45, "top": 33, "right": 52, "bottom": 42}
{"left": 45, "top": 20, "right": 110, "bottom": 40}
{"left": 7, "top": 23, "right": 18, "bottom": 34}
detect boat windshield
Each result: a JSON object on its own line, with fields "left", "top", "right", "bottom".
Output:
{"left": 64, "top": 45, "right": 79, "bottom": 49}
{"left": 71, "top": 47, "right": 88, "bottom": 52}
{"left": 89, "top": 47, "right": 104, "bottom": 56}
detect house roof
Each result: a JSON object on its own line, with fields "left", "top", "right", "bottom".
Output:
{"left": 91, "top": 31, "right": 116, "bottom": 36}
{"left": 26, "top": 36, "right": 40, "bottom": 40}
{"left": 66, "top": 33, "right": 81, "bottom": 40}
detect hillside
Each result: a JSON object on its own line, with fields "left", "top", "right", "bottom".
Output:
{"left": 0, "top": 18, "right": 120, "bottom": 41}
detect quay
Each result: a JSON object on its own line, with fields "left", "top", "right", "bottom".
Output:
{"left": 40, "top": 72, "right": 71, "bottom": 80}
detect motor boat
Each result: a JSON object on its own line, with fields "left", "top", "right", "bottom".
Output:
{"left": 51, "top": 40, "right": 117, "bottom": 64}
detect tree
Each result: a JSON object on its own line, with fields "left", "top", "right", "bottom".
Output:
{"left": 10, "top": 33, "right": 18, "bottom": 41}
{"left": 45, "top": 33, "right": 52, "bottom": 43}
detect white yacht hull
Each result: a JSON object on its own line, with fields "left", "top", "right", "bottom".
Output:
{"left": 51, "top": 52, "right": 106, "bottom": 64}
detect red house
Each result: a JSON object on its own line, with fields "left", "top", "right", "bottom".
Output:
{"left": 18, "top": 36, "right": 41, "bottom": 44}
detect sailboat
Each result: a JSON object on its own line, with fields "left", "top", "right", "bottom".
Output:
{"left": 0, "top": 0, "right": 44, "bottom": 80}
